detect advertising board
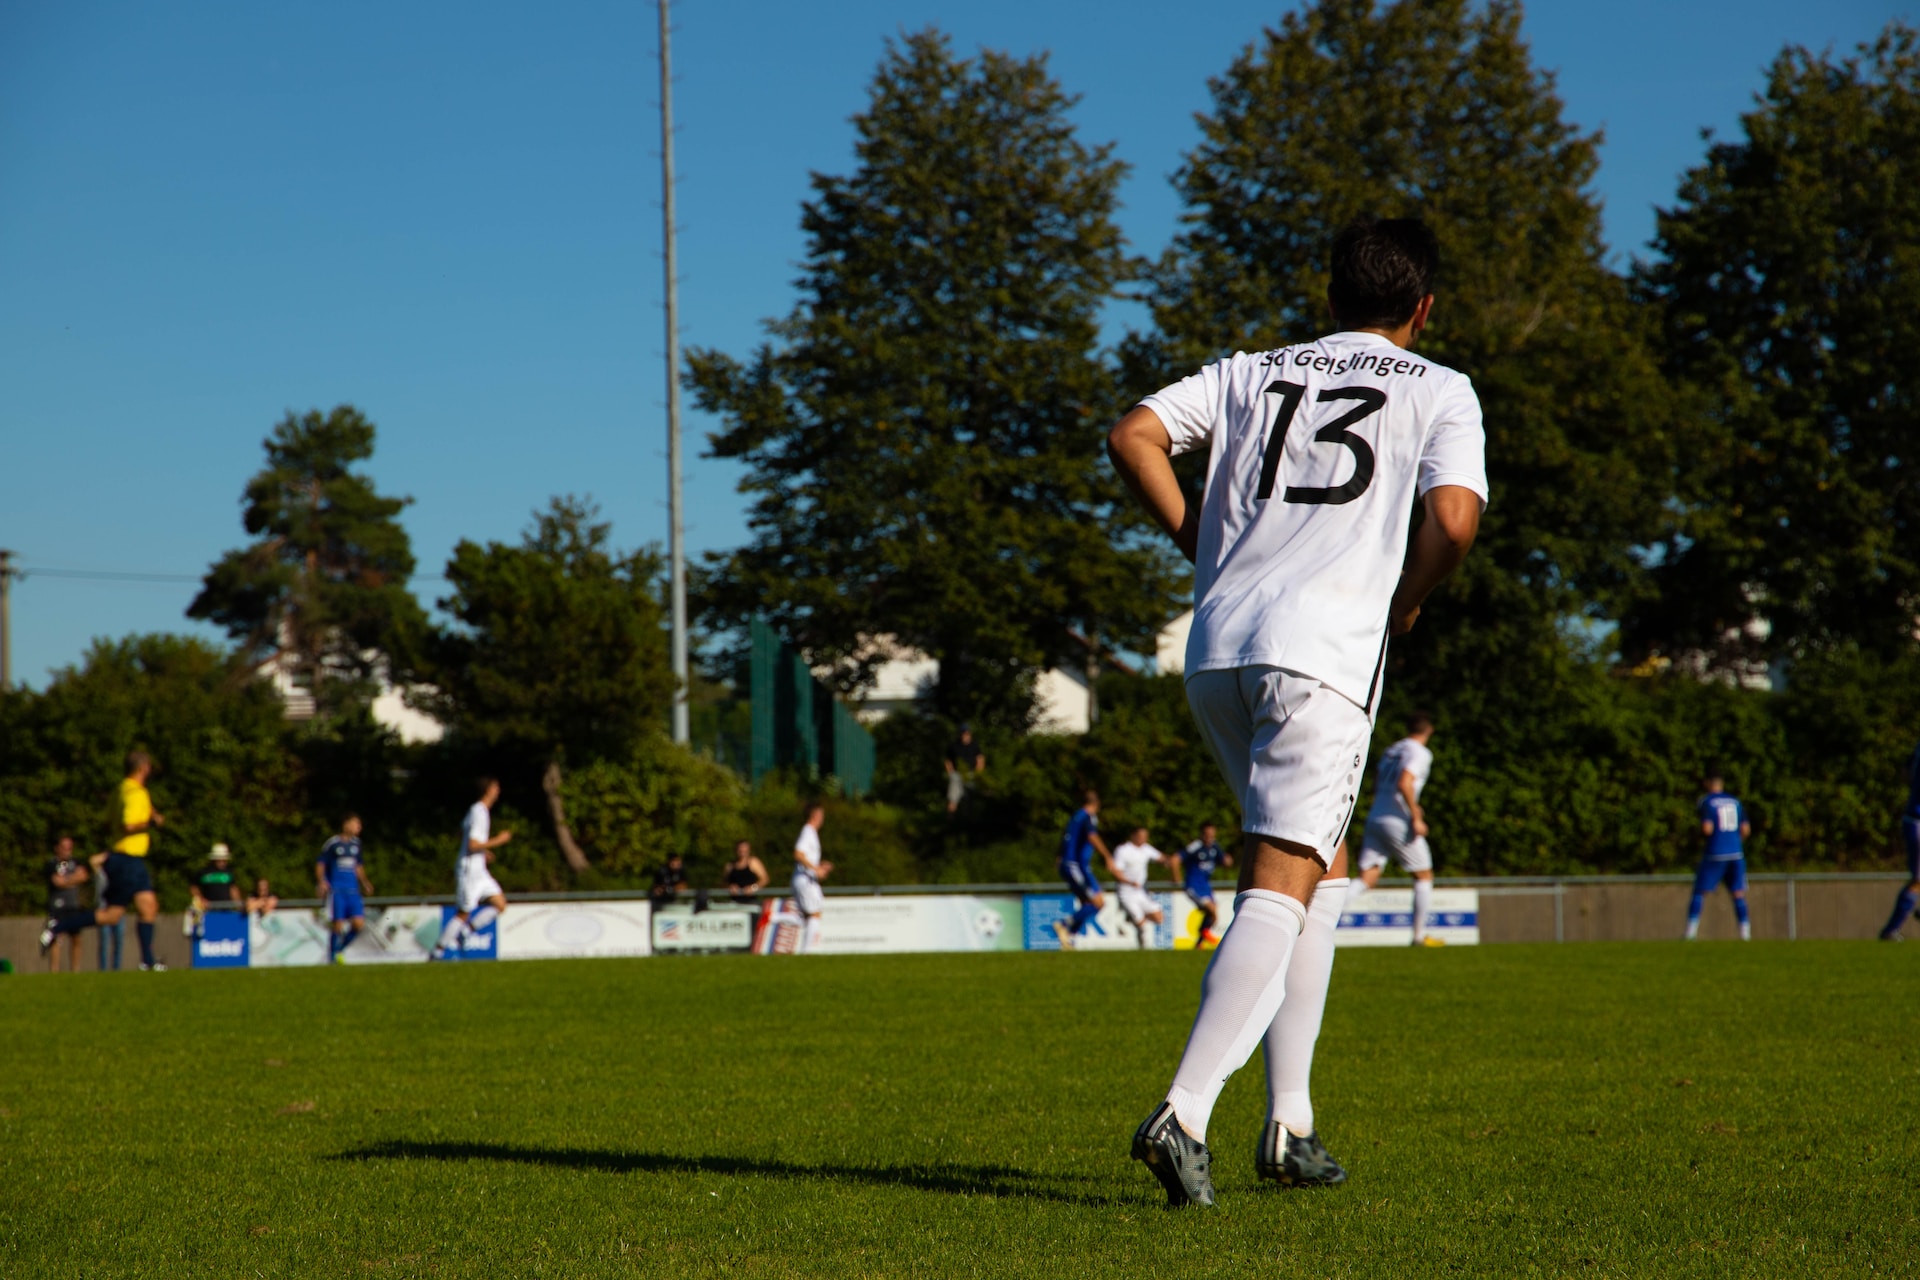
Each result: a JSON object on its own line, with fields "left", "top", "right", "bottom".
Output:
{"left": 192, "top": 909, "right": 250, "bottom": 968}
{"left": 807, "top": 894, "right": 1024, "bottom": 955}
{"left": 652, "top": 904, "right": 754, "bottom": 954}
{"left": 497, "top": 899, "right": 653, "bottom": 960}
{"left": 249, "top": 909, "right": 331, "bottom": 967}
{"left": 1338, "top": 886, "right": 1479, "bottom": 945}
{"left": 1022, "top": 893, "right": 1176, "bottom": 950}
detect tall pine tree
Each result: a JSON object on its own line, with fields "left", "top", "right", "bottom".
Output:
{"left": 688, "top": 31, "right": 1182, "bottom": 730}
{"left": 190, "top": 405, "right": 425, "bottom": 712}
{"left": 1130, "top": 0, "right": 1677, "bottom": 703}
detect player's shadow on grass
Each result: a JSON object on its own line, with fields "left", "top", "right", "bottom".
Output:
{"left": 332, "top": 1139, "right": 1128, "bottom": 1207}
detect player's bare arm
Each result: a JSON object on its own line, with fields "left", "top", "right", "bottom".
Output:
{"left": 1399, "top": 770, "right": 1428, "bottom": 837}
{"left": 1107, "top": 407, "right": 1198, "bottom": 563}
{"left": 1388, "top": 485, "right": 1480, "bottom": 635}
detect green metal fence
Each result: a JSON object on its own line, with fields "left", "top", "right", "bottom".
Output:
{"left": 748, "top": 618, "right": 875, "bottom": 797}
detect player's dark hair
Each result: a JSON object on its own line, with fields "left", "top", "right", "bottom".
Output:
{"left": 1081, "top": 788, "right": 1100, "bottom": 806}
{"left": 1704, "top": 764, "right": 1726, "bottom": 785}
{"left": 1328, "top": 216, "right": 1440, "bottom": 330}
{"left": 125, "top": 749, "right": 151, "bottom": 775}
{"left": 1407, "top": 710, "right": 1436, "bottom": 734}
{"left": 340, "top": 811, "right": 360, "bottom": 827}
{"left": 1200, "top": 821, "right": 1217, "bottom": 831}
{"left": 805, "top": 800, "right": 825, "bottom": 816}
{"left": 475, "top": 776, "right": 498, "bottom": 799}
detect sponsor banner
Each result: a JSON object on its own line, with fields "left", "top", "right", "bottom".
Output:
{"left": 652, "top": 904, "right": 753, "bottom": 954}
{"left": 756, "top": 902, "right": 802, "bottom": 955}
{"left": 437, "top": 905, "right": 498, "bottom": 960}
{"left": 1338, "top": 887, "right": 1478, "bottom": 946}
{"left": 1023, "top": 893, "right": 1176, "bottom": 951}
{"left": 494, "top": 899, "right": 653, "bottom": 960}
{"left": 1169, "top": 891, "right": 1231, "bottom": 950}
{"left": 192, "top": 909, "right": 250, "bottom": 968}
{"left": 342, "top": 905, "right": 444, "bottom": 963}
{"left": 249, "top": 909, "right": 331, "bottom": 967}
{"left": 808, "top": 895, "right": 1023, "bottom": 955}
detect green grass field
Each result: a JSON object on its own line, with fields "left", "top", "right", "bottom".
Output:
{"left": 2, "top": 943, "right": 1915, "bottom": 1279}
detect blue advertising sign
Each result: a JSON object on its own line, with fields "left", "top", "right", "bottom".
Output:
{"left": 437, "top": 906, "right": 498, "bottom": 960}
{"left": 193, "top": 909, "right": 250, "bottom": 968}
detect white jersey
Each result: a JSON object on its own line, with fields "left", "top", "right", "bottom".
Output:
{"left": 460, "top": 802, "right": 490, "bottom": 858}
{"left": 1110, "top": 840, "right": 1164, "bottom": 889}
{"left": 1366, "top": 737, "right": 1434, "bottom": 823}
{"left": 793, "top": 824, "right": 823, "bottom": 881}
{"left": 1142, "top": 331, "right": 1488, "bottom": 710}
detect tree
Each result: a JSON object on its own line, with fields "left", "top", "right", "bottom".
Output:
{"left": 1129, "top": 0, "right": 1678, "bottom": 701}
{"left": 427, "top": 497, "right": 672, "bottom": 873}
{"left": 0, "top": 635, "right": 307, "bottom": 912}
{"left": 1628, "top": 25, "right": 1920, "bottom": 667}
{"left": 688, "top": 30, "right": 1182, "bottom": 731}
{"left": 189, "top": 406, "right": 426, "bottom": 712}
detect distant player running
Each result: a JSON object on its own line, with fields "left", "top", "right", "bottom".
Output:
{"left": 1173, "top": 823, "right": 1233, "bottom": 948}
{"left": 316, "top": 815, "right": 375, "bottom": 964}
{"left": 431, "top": 778, "right": 512, "bottom": 960}
{"left": 792, "top": 802, "right": 833, "bottom": 953}
{"left": 1686, "top": 768, "right": 1751, "bottom": 941}
{"left": 1054, "top": 790, "right": 1113, "bottom": 949}
{"left": 1879, "top": 741, "right": 1920, "bottom": 941}
{"left": 1111, "top": 826, "right": 1169, "bottom": 949}
{"left": 1356, "top": 711, "right": 1445, "bottom": 945}
{"left": 1109, "top": 216, "right": 1486, "bottom": 1206}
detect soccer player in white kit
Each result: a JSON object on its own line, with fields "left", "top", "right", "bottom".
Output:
{"left": 430, "top": 777, "right": 513, "bottom": 961}
{"left": 1111, "top": 826, "right": 1168, "bottom": 950}
{"left": 1356, "top": 711, "right": 1445, "bottom": 945}
{"left": 791, "top": 803, "right": 833, "bottom": 953}
{"left": 1108, "top": 217, "right": 1486, "bottom": 1206}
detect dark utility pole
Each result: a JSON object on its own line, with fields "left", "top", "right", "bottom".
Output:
{"left": 0, "top": 549, "right": 15, "bottom": 689}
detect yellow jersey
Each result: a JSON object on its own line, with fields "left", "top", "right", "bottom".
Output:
{"left": 115, "top": 778, "right": 153, "bottom": 856}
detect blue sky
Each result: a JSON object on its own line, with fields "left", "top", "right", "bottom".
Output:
{"left": 0, "top": 0, "right": 1908, "bottom": 687}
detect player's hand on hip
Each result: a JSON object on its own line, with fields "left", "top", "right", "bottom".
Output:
{"left": 1414, "top": 818, "right": 1430, "bottom": 838}
{"left": 1389, "top": 603, "right": 1421, "bottom": 635}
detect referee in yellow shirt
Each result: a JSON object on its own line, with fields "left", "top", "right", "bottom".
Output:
{"left": 104, "top": 750, "right": 167, "bottom": 970}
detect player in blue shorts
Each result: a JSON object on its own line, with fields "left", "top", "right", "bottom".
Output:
{"left": 1685, "top": 768, "right": 1751, "bottom": 941}
{"left": 1173, "top": 823, "right": 1234, "bottom": 949}
{"left": 1878, "top": 741, "right": 1920, "bottom": 941}
{"left": 1054, "top": 790, "right": 1114, "bottom": 949}
{"left": 315, "top": 814, "right": 374, "bottom": 963}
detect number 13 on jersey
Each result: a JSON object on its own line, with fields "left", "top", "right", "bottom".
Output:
{"left": 1256, "top": 380, "right": 1385, "bottom": 505}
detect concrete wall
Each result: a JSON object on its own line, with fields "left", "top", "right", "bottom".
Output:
{"left": 0, "top": 912, "right": 195, "bottom": 973}
{"left": 1477, "top": 878, "right": 1908, "bottom": 943}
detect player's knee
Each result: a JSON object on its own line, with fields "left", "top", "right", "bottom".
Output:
{"left": 1731, "top": 889, "right": 1746, "bottom": 899}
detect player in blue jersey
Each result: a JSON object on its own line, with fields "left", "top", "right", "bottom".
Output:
{"left": 1054, "top": 790, "right": 1114, "bottom": 949}
{"left": 1172, "top": 823, "right": 1234, "bottom": 949}
{"left": 1877, "top": 741, "right": 1920, "bottom": 940}
{"left": 315, "top": 814, "right": 375, "bottom": 963}
{"left": 1685, "top": 769, "right": 1751, "bottom": 941}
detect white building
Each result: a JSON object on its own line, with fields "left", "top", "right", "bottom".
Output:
{"left": 830, "top": 635, "right": 1095, "bottom": 734}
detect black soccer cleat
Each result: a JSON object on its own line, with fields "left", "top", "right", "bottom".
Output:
{"left": 1255, "top": 1122, "right": 1348, "bottom": 1187}
{"left": 1131, "top": 1101, "right": 1215, "bottom": 1208}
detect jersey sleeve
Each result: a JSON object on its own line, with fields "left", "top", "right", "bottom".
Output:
{"left": 1138, "top": 358, "right": 1229, "bottom": 458}
{"left": 469, "top": 807, "right": 490, "bottom": 847}
{"left": 1418, "top": 375, "right": 1489, "bottom": 503}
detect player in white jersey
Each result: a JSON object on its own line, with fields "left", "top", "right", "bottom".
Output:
{"left": 1110, "top": 826, "right": 1168, "bottom": 949}
{"left": 430, "top": 777, "right": 513, "bottom": 961}
{"left": 791, "top": 802, "right": 833, "bottom": 953}
{"left": 1356, "top": 711, "right": 1444, "bottom": 945}
{"left": 1109, "top": 217, "right": 1486, "bottom": 1206}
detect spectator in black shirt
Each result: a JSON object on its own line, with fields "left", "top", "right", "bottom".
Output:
{"left": 43, "top": 836, "right": 93, "bottom": 972}
{"left": 194, "top": 843, "right": 243, "bottom": 912}
{"left": 723, "top": 840, "right": 770, "bottom": 905}
{"left": 944, "top": 725, "right": 986, "bottom": 814}
{"left": 650, "top": 853, "right": 688, "bottom": 911}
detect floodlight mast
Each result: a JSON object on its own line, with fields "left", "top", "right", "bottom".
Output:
{"left": 660, "top": 0, "right": 689, "bottom": 745}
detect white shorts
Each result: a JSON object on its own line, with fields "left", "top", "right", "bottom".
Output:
{"left": 1185, "top": 665, "right": 1373, "bottom": 869}
{"left": 1359, "top": 816, "right": 1433, "bottom": 874}
{"left": 457, "top": 855, "right": 503, "bottom": 913}
{"left": 1117, "top": 884, "right": 1159, "bottom": 922}
{"left": 792, "top": 873, "right": 824, "bottom": 916}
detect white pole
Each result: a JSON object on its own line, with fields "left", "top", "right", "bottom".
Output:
{"left": 660, "top": 0, "right": 689, "bottom": 744}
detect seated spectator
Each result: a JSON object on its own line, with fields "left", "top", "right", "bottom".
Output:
{"left": 194, "top": 843, "right": 243, "bottom": 911}
{"left": 723, "top": 840, "right": 770, "bottom": 905}
{"left": 246, "top": 877, "right": 279, "bottom": 919}
{"left": 650, "top": 853, "right": 688, "bottom": 911}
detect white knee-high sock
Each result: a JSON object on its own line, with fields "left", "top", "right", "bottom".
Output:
{"left": 1411, "top": 879, "right": 1433, "bottom": 941}
{"left": 436, "top": 915, "right": 469, "bottom": 954}
{"left": 469, "top": 904, "right": 499, "bottom": 932}
{"left": 1265, "top": 877, "right": 1347, "bottom": 1137}
{"left": 801, "top": 917, "right": 822, "bottom": 953}
{"left": 1166, "top": 889, "right": 1308, "bottom": 1143}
